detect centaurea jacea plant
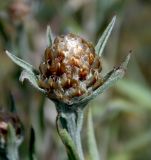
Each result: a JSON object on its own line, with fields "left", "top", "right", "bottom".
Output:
{"left": 5, "top": 16, "right": 130, "bottom": 160}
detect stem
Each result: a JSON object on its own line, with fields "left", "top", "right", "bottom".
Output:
{"left": 56, "top": 102, "right": 85, "bottom": 160}
{"left": 7, "top": 146, "right": 19, "bottom": 160}
{"left": 62, "top": 110, "right": 84, "bottom": 160}
{"left": 0, "top": 148, "right": 19, "bottom": 160}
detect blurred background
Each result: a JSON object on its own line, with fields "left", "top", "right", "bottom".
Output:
{"left": 0, "top": 0, "right": 151, "bottom": 160}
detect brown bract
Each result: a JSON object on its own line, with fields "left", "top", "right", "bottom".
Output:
{"left": 39, "top": 33, "right": 103, "bottom": 104}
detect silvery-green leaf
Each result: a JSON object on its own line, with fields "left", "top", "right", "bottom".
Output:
{"left": 80, "top": 54, "right": 130, "bottom": 104}
{"left": 46, "top": 25, "right": 54, "bottom": 47}
{"left": 19, "top": 70, "right": 46, "bottom": 94}
{"left": 95, "top": 16, "right": 116, "bottom": 56}
{"left": 5, "top": 50, "right": 38, "bottom": 74}
{"left": 87, "top": 108, "right": 100, "bottom": 160}
{"left": 56, "top": 116, "right": 80, "bottom": 160}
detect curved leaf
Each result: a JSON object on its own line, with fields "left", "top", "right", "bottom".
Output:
{"left": 19, "top": 70, "right": 46, "bottom": 93}
{"left": 5, "top": 50, "right": 38, "bottom": 74}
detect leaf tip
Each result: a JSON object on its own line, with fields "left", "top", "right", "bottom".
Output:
{"left": 112, "top": 15, "right": 116, "bottom": 23}
{"left": 19, "top": 71, "right": 25, "bottom": 83}
{"left": 95, "top": 15, "right": 117, "bottom": 56}
{"left": 5, "top": 50, "right": 11, "bottom": 57}
{"left": 46, "top": 25, "right": 53, "bottom": 47}
{"left": 121, "top": 53, "right": 131, "bottom": 70}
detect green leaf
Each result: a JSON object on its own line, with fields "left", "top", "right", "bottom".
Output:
{"left": 56, "top": 116, "right": 80, "bottom": 160}
{"left": 46, "top": 25, "right": 54, "bottom": 47}
{"left": 87, "top": 108, "right": 100, "bottom": 160}
{"left": 5, "top": 50, "right": 38, "bottom": 74}
{"left": 80, "top": 54, "right": 130, "bottom": 104}
{"left": 19, "top": 70, "right": 46, "bottom": 93}
{"left": 95, "top": 16, "right": 116, "bottom": 56}
{"left": 58, "top": 129, "right": 80, "bottom": 160}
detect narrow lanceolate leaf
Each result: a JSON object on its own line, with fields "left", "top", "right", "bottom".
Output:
{"left": 58, "top": 129, "right": 80, "bottom": 160}
{"left": 5, "top": 50, "right": 38, "bottom": 74}
{"left": 87, "top": 108, "right": 100, "bottom": 160}
{"left": 19, "top": 70, "right": 46, "bottom": 93}
{"left": 80, "top": 54, "right": 130, "bottom": 104}
{"left": 46, "top": 25, "right": 53, "bottom": 47}
{"left": 95, "top": 16, "right": 116, "bottom": 56}
{"left": 56, "top": 116, "right": 80, "bottom": 160}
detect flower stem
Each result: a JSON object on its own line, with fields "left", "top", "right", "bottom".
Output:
{"left": 7, "top": 147, "right": 19, "bottom": 160}
{"left": 56, "top": 103, "right": 84, "bottom": 160}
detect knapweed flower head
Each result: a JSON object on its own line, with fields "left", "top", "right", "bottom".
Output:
{"left": 5, "top": 16, "right": 130, "bottom": 109}
{"left": 39, "top": 33, "right": 103, "bottom": 104}
{"left": 0, "top": 111, "right": 23, "bottom": 149}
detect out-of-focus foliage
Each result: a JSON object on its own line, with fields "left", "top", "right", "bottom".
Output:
{"left": 0, "top": 0, "right": 151, "bottom": 160}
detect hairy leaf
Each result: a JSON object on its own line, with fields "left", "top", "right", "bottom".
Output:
{"left": 56, "top": 116, "right": 80, "bottom": 160}
{"left": 95, "top": 16, "right": 116, "bottom": 56}
{"left": 19, "top": 70, "right": 46, "bottom": 93}
{"left": 5, "top": 50, "right": 38, "bottom": 74}
{"left": 46, "top": 25, "right": 54, "bottom": 47}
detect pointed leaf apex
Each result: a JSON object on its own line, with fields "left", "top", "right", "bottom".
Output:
{"left": 5, "top": 50, "right": 38, "bottom": 74}
{"left": 121, "top": 53, "right": 131, "bottom": 70}
{"left": 46, "top": 25, "right": 53, "bottom": 47}
{"left": 112, "top": 15, "right": 117, "bottom": 23}
{"left": 95, "top": 16, "right": 116, "bottom": 56}
{"left": 76, "top": 53, "right": 130, "bottom": 105}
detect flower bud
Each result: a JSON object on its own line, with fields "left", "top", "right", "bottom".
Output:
{"left": 8, "top": 0, "right": 30, "bottom": 22}
{"left": 0, "top": 111, "right": 23, "bottom": 149}
{"left": 38, "top": 33, "right": 103, "bottom": 104}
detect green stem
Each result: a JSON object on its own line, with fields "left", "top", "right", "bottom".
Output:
{"left": 7, "top": 147, "right": 19, "bottom": 160}
{"left": 56, "top": 102, "right": 84, "bottom": 160}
